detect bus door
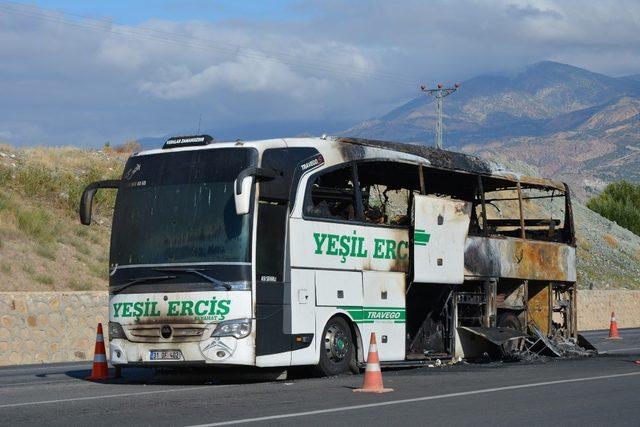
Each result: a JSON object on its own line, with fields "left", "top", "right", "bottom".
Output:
{"left": 360, "top": 271, "right": 407, "bottom": 361}
{"left": 255, "top": 147, "right": 318, "bottom": 366}
{"left": 412, "top": 195, "right": 471, "bottom": 284}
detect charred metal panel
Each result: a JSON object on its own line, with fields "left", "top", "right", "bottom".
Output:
{"left": 458, "top": 326, "right": 528, "bottom": 346}
{"left": 464, "top": 236, "right": 577, "bottom": 282}
{"left": 413, "top": 195, "right": 471, "bottom": 284}
{"left": 338, "top": 137, "right": 492, "bottom": 174}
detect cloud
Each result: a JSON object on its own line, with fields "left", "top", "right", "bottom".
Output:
{"left": 0, "top": 1, "right": 639, "bottom": 146}
{"left": 137, "top": 55, "right": 331, "bottom": 99}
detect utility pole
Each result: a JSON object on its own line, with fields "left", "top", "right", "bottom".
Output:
{"left": 421, "top": 83, "right": 459, "bottom": 149}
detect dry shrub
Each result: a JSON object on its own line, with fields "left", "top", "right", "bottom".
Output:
{"left": 602, "top": 233, "right": 619, "bottom": 248}
{"left": 113, "top": 140, "right": 141, "bottom": 153}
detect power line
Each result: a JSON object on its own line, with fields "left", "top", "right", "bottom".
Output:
{"left": 0, "top": 1, "right": 419, "bottom": 87}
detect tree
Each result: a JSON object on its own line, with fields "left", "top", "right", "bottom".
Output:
{"left": 587, "top": 180, "right": 640, "bottom": 236}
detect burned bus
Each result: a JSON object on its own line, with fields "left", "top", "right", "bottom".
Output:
{"left": 80, "top": 135, "right": 577, "bottom": 375}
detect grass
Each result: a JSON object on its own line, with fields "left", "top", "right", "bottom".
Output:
{"left": 0, "top": 263, "right": 10, "bottom": 274}
{"left": 15, "top": 207, "right": 55, "bottom": 244}
{"left": 0, "top": 191, "right": 11, "bottom": 211}
{"left": 3, "top": 146, "right": 123, "bottom": 217}
{"left": 21, "top": 264, "right": 35, "bottom": 277}
{"left": 34, "top": 244, "right": 57, "bottom": 261}
{"left": 88, "top": 261, "right": 106, "bottom": 279}
{"left": 69, "top": 279, "right": 92, "bottom": 291}
{"left": 13, "top": 164, "right": 113, "bottom": 213}
{"left": 68, "top": 238, "right": 91, "bottom": 258}
{"left": 35, "top": 274, "right": 55, "bottom": 286}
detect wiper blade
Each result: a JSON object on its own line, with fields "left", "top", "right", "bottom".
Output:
{"left": 110, "top": 275, "right": 176, "bottom": 295}
{"left": 153, "top": 268, "right": 232, "bottom": 291}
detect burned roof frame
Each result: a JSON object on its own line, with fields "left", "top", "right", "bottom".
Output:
{"left": 337, "top": 137, "right": 566, "bottom": 192}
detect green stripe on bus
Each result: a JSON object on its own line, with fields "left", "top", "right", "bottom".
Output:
{"left": 414, "top": 230, "right": 430, "bottom": 244}
{"left": 338, "top": 306, "right": 406, "bottom": 323}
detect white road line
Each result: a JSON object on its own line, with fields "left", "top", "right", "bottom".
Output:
{"left": 599, "top": 347, "right": 640, "bottom": 353}
{"left": 0, "top": 378, "right": 75, "bottom": 387}
{"left": 0, "top": 364, "right": 90, "bottom": 374}
{"left": 0, "top": 385, "right": 211, "bottom": 409}
{"left": 189, "top": 371, "right": 640, "bottom": 426}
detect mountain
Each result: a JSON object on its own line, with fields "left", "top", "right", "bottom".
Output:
{"left": 344, "top": 61, "right": 640, "bottom": 200}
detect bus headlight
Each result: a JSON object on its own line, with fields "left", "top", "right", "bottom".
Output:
{"left": 108, "top": 322, "right": 126, "bottom": 340}
{"left": 211, "top": 319, "right": 252, "bottom": 339}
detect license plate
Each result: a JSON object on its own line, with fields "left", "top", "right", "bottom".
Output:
{"left": 150, "top": 350, "right": 183, "bottom": 361}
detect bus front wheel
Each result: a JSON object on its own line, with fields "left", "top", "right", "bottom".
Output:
{"left": 316, "top": 316, "right": 355, "bottom": 376}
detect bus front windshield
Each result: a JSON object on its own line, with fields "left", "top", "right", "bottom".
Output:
{"left": 110, "top": 147, "right": 257, "bottom": 267}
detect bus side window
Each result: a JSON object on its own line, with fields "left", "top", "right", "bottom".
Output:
{"left": 304, "top": 165, "right": 358, "bottom": 221}
{"left": 357, "top": 161, "right": 420, "bottom": 226}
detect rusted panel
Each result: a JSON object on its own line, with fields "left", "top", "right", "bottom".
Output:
{"left": 464, "top": 236, "right": 577, "bottom": 282}
{"left": 528, "top": 284, "right": 551, "bottom": 335}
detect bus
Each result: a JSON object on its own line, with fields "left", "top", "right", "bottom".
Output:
{"left": 80, "top": 135, "right": 577, "bottom": 375}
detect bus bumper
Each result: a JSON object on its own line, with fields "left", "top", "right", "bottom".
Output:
{"left": 109, "top": 335, "right": 255, "bottom": 366}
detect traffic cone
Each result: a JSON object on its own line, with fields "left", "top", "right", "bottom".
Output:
{"left": 86, "top": 323, "right": 110, "bottom": 381}
{"left": 353, "top": 332, "right": 393, "bottom": 393}
{"left": 607, "top": 312, "right": 622, "bottom": 340}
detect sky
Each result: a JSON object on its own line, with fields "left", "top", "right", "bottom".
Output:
{"left": 1, "top": 0, "right": 639, "bottom": 147}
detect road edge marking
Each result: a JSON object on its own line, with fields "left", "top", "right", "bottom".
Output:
{"left": 0, "top": 385, "right": 211, "bottom": 409}
{"left": 189, "top": 371, "right": 640, "bottom": 426}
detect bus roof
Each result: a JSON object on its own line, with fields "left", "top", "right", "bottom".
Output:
{"left": 137, "top": 134, "right": 566, "bottom": 192}
{"left": 336, "top": 137, "right": 566, "bottom": 192}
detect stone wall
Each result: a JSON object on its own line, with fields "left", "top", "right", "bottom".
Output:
{"left": 0, "top": 292, "right": 107, "bottom": 366}
{"left": 0, "top": 290, "right": 639, "bottom": 366}
{"left": 577, "top": 290, "right": 640, "bottom": 331}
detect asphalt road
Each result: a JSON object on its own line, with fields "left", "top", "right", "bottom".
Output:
{"left": 1, "top": 328, "right": 639, "bottom": 426}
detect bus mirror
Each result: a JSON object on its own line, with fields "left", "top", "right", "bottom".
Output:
{"left": 234, "top": 167, "right": 277, "bottom": 215}
{"left": 234, "top": 176, "right": 253, "bottom": 215}
{"left": 79, "top": 180, "right": 120, "bottom": 225}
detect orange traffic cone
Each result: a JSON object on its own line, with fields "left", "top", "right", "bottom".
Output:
{"left": 86, "top": 323, "right": 110, "bottom": 381}
{"left": 607, "top": 312, "right": 622, "bottom": 340}
{"left": 353, "top": 332, "right": 393, "bottom": 393}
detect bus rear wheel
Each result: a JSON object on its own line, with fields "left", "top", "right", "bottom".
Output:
{"left": 316, "top": 316, "right": 355, "bottom": 376}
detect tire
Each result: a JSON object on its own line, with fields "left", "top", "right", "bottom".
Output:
{"left": 497, "top": 311, "right": 523, "bottom": 356}
{"left": 316, "top": 316, "right": 355, "bottom": 376}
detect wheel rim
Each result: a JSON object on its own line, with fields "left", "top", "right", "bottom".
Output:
{"left": 324, "top": 323, "right": 350, "bottom": 364}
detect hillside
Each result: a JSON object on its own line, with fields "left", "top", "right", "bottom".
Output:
{"left": 0, "top": 144, "right": 639, "bottom": 290}
{"left": 0, "top": 144, "right": 125, "bottom": 291}
{"left": 345, "top": 61, "right": 640, "bottom": 201}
